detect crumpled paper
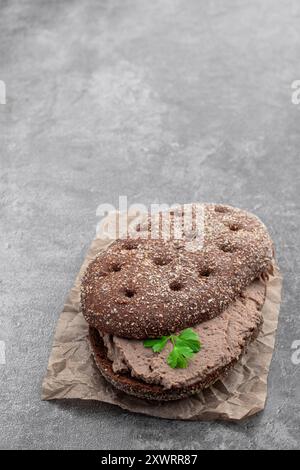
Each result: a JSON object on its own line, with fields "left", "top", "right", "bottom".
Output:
{"left": 42, "top": 213, "right": 282, "bottom": 421}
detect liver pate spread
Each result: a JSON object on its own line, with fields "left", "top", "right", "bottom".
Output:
{"left": 100, "top": 278, "right": 265, "bottom": 390}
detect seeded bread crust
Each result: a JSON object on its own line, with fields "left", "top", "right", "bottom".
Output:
{"left": 81, "top": 204, "right": 273, "bottom": 339}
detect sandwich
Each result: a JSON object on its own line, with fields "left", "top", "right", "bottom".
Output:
{"left": 81, "top": 203, "right": 273, "bottom": 401}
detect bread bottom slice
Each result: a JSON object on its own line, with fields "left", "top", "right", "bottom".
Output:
{"left": 89, "top": 314, "right": 263, "bottom": 401}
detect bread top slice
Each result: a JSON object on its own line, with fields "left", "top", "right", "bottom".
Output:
{"left": 81, "top": 204, "right": 273, "bottom": 339}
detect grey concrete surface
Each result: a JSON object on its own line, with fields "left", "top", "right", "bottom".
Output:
{"left": 0, "top": 0, "right": 299, "bottom": 450}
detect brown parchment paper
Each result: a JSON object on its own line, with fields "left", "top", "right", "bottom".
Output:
{"left": 42, "top": 214, "right": 282, "bottom": 421}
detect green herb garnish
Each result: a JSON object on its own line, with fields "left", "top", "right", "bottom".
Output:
{"left": 143, "top": 328, "right": 202, "bottom": 369}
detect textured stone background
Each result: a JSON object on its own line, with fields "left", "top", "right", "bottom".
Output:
{"left": 0, "top": 0, "right": 299, "bottom": 450}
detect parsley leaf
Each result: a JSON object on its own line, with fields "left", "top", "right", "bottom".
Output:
{"left": 167, "top": 348, "right": 184, "bottom": 368}
{"left": 143, "top": 328, "right": 202, "bottom": 369}
{"left": 143, "top": 336, "right": 169, "bottom": 352}
{"left": 177, "top": 328, "right": 202, "bottom": 353}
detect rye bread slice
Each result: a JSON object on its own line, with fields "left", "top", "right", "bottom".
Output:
{"left": 89, "top": 327, "right": 232, "bottom": 401}
{"left": 89, "top": 313, "right": 263, "bottom": 401}
{"left": 89, "top": 277, "right": 266, "bottom": 401}
{"left": 81, "top": 204, "right": 273, "bottom": 339}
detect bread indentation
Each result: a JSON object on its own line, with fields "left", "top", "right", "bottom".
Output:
{"left": 153, "top": 256, "right": 172, "bottom": 267}
{"left": 214, "top": 205, "right": 229, "bottom": 213}
{"left": 123, "top": 240, "right": 139, "bottom": 250}
{"left": 124, "top": 288, "right": 135, "bottom": 298}
{"left": 169, "top": 280, "right": 183, "bottom": 291}
{"left": 111, "top": 263, "right": 122, "bottom": 272}
{"left": 219, "top": 243, "right": 236, "bottom": 253}
{"left": 228, "top": 223, "right": 240, "bottom": 231}
{"left": 199, "top": 268, "right": 212, "bottom": 278}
